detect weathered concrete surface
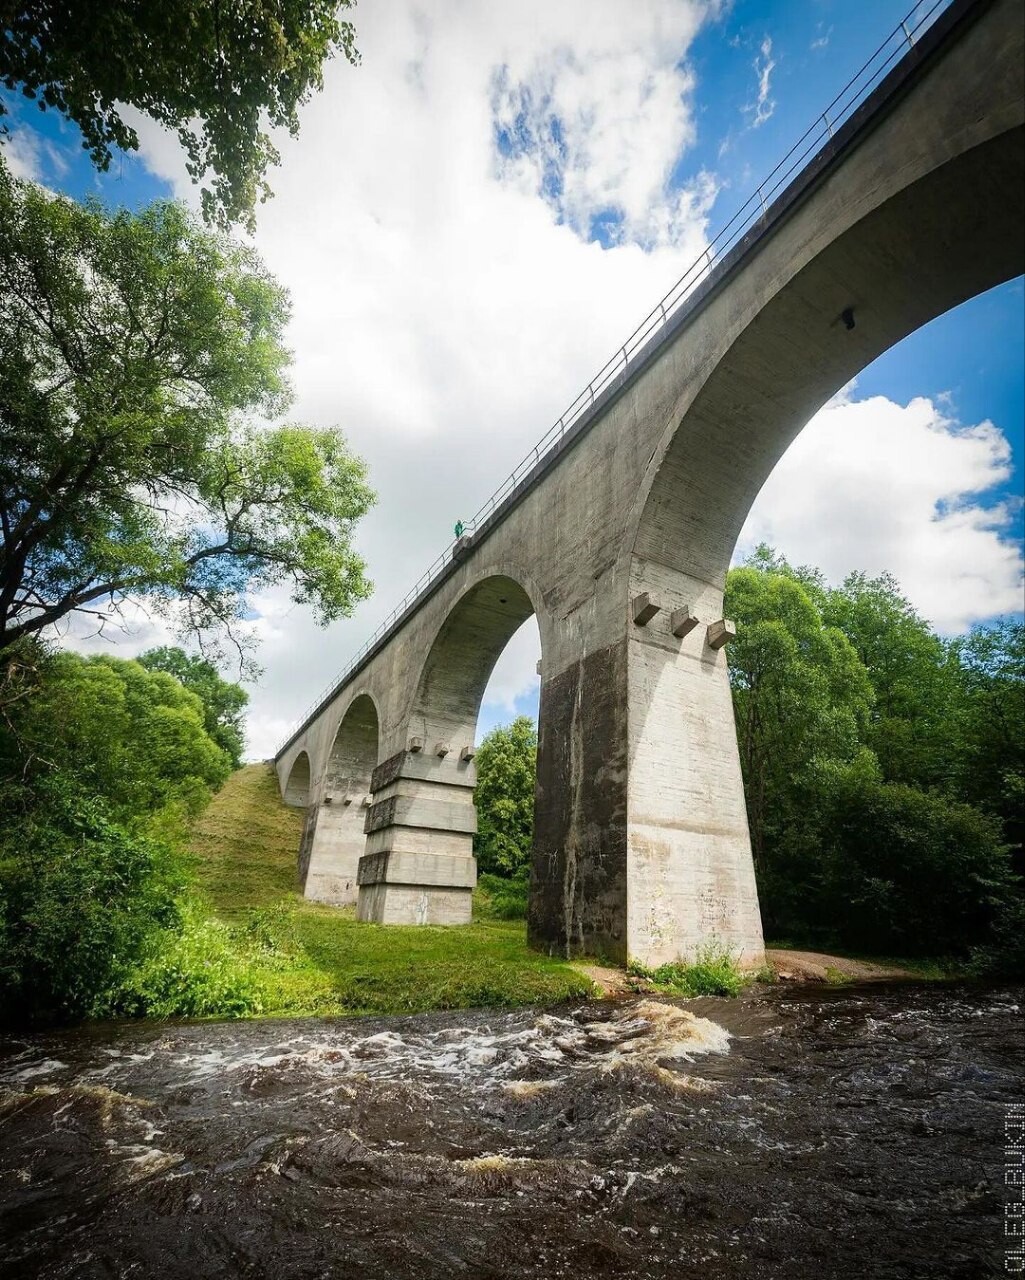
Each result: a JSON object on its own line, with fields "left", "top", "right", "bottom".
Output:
{"left": 276, "top": 0, "right": 1024, "bottom": 966}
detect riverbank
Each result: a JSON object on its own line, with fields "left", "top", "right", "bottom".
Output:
{"left": 184, "top": 764, "right": 946, "bottom": 1020}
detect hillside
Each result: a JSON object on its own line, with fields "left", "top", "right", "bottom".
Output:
{"left": 185, "top": 763, "right": 592, "bottom": 1016}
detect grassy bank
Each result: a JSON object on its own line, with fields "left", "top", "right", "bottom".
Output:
{"left": 184, "top": 763, "right": 592, "bottom": 1017}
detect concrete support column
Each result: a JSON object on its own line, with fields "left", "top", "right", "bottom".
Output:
{"left": 300, "top": 791, "right": 371, "bottom": 905}
{"left": 356, "top": 747, "right": 477, "bottom": 925}
{"left": 624, "top": 566, "right": 764, "bottom": 968}
{"left": 527, "top": 570, "right": 765, "bottom": 969}
{"left": 528, "top": 636, "right": 631, "bottom": 962}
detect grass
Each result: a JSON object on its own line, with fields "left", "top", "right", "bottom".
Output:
{"left": 627, "top": 944, "right": 747, "bottom": 998}
{"left": 184, "top": 764, "right": 592, "bottom": 1017}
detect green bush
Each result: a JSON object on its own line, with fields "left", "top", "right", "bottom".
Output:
{"left": 820, "top": 777, "right": 1012, "bottom": 956}
{"left": 629, "top": 944, "right": 746, "bottom": 998}
{"left": 474, "top": 870, "right": 529, "bottom": 920}
{"left": 112, "top": 901, "right": 264, "bottom": 1019}
{"left": 0, "top": 776, "right": 185, "bottom": 1024}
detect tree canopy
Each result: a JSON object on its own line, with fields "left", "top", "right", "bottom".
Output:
{"left": 725, "top": 546, "right": 1021, "bottom": 962}
{"left": 138, "top": 646, "right": 248, "bottom": 767}
{"left": 0, "top": 169, "right": 374, "bottom": 660}
{"left": 0, "top": 0, "right": 358, "bottom": 228}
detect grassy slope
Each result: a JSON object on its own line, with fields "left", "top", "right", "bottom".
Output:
{"left": 187, "top": 763, "right": 592, "bottom": 1017}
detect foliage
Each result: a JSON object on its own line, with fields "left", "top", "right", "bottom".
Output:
{"left": 473, "top": 716, "right": 537, "bottom": 876}
{"left": 725, "top": 563, "right": 873, "bottom": 872}
{"left": 0, "top": 1, "right": 358, "bottom": 229}
{"left": 628, "top": 945, "right": 746, "bottom": 998}
{"left": 0, "top": 773, "right": 185, "bottom": 1023}
{"left": 815, "top": 775, "right": 1012, "bottom": 956}
{"left": 139, "top": 646, "right": 248, "bottom": 767}
{"left": 475, "top": 870, "right": 530, "bottom": 920}
{"left": 728, "top": 546, "right": 1022, "bottom": 962}
{"left": 950, "top": 619, "right": 1025, "bottom": 867}
{"left": 6, "top": 650, "right": 233, "bottom": 831}
{"left": 0, "top": 643, "right": 241, "bottom": 1025}
{"left": 111, "top": 899, "right": 264, "bottom": 1019}
{"left": 0, "top": 172, "right": 375, "bottom": 660}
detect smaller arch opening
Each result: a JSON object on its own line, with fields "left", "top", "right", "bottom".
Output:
{"left": 303, "top": 695, "right": 380, "bottom": 904}
{"left": 410, "top": 575, "right": 538, "bottom": 748}
{"left": 283, "top": 751, "right": 311, "bottom": 807}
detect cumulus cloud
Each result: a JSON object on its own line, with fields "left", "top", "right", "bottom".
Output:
{"left": 736, "top": 391, "right": 1024, "bottom": 633}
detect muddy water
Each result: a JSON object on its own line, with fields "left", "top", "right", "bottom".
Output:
{"left": 0, "top": 982, "right": 1021, "bottom": 1279}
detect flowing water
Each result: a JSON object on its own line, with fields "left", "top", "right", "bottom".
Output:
{"left": 0, "top": 982, "right": 1021, "bottom": 1279}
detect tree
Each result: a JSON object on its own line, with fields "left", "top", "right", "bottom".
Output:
{"left": 0, "top": 171, "right": 374, "bottom": 660}
{"left": 951, "top": 619, "right": 1025, "bottom": 866}
{"left": 4, "top": 650, "right": 234, "bottom": 827}
{"left": 139, "top": 646, "right": 248, "bottom": 767}
{"left": 822, "top": 570, "right": 963, "bottom": 792}
{"left": 473, "top": 717, "right": 537, "bottom": 877}
{"left": 0, "top": 1, "right": 358, "bottom": 229}
{"left": 724, "top": 563, "right": 874, "bottom": 872}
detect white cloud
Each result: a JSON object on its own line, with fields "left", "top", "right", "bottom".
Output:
{"left": 745, "top": 36, "right": 777, "bottom": 128}
{"left": 736, "top": 392, "right": 1024, "bottom": 633}
{"left": 4, "top": 129, "right": 43, "bottom": 180}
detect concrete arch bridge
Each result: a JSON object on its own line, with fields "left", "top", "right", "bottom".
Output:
{"left": 275, "top": 0, "right": 1024, "bottom": 968}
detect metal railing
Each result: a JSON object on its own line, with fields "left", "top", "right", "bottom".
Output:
{"left": 276, "top": 0, "right": 953, "bottom": 757}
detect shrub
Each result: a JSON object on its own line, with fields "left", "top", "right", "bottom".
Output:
{"left": 629, "top": 944, "right": 746, "bottom": 998}
{"left": 0, "top": 776, "right": 184, "bottom": 1025}
{"left": 820, "top": 778, "right": 1013, "bottom": 956}
{"left": 112, "top": 901, "right": 264, "bottom": 1019}
{"left": 474, "top": 870, "right": 529, "bottom": 920}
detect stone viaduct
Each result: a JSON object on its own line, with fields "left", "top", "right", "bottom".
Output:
{"left": 275, "top": 0, "right": 1024, "bottom": 968}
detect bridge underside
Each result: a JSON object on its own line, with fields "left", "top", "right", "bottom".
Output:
{"left": 276, "top": 0, "right": 1024, "bottom": 968}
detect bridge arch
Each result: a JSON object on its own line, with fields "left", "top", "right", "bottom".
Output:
{"left": 407, "top": 570, "right": 543, "bottom": 751}
{"left": 282, "top": 751, "right": 312, "bottom": 808}
{"left": 621, "top": 124, "right": 1024, "bottom": 967}
{"left": 630, "top": 130, "right": 1025, "bottom": 594}
{"left": 301, "top": 692, "right": 381, "bottom": 903}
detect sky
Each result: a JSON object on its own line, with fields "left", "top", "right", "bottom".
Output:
{"left": 4, "top": 0, "right": 1022, "bottom": 757}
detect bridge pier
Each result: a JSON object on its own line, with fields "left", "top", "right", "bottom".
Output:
{"left": 356, "top": 748, "right": 478, "bottom": 925}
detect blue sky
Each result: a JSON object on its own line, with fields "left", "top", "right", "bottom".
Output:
{"left": 4, "top": 0, "right": 1021, "bottom": 755}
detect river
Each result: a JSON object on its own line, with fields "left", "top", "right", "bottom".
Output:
{"left": 0, "top": 981, "right": 1021, "bottom": 1278}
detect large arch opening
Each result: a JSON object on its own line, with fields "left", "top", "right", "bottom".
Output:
{"left": 283, "top": 751, "right": 311, "bottom": 808}
{"left": 302, "top": 694, "right": 380, "bottom": 904}
{"left": 625, "top": 125, "right": 1023, "bottom": 967}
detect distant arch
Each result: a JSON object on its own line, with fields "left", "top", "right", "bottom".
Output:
{"left": 283, "top": 751, "right": 311, "bottom": 808}
{"left": 408, "top": 573, "right": 539, "bottom": 749}
{"left": 301, "top": 693, "right": 380, "bottom": 902}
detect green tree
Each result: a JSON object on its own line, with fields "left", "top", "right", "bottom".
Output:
{"left": 5, "top": 651, "right": 232, "bottom": 829}
{"left": 139, "top": 646, "right": 248, "bottom": 767}
{"left": 0, "top": 1, "right": 358, "bottom": 229}
{"left": 822, "top": 570, "right": 963, "bottom": 791}
{"left": 0, "top": 643, "right": 243, "bottom": 1024}
{"left": 0, "top": 171, "right": 374, "bottom": 659}
{"left": 724, "top": 564, "right": 874, "bottom": 873}
{"left": 473, "top": 716, "right": 537, "bottom": 877}
{"left": 951, "top": 619, "right": 1025, "bottom": 864}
